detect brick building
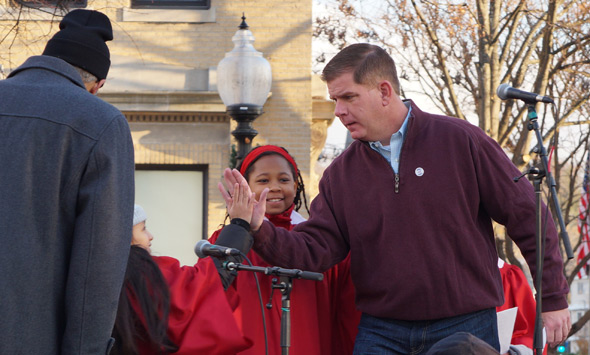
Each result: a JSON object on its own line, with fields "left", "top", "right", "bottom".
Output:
{"left": 0, "top": 0, "right": 335, "bottom": 264}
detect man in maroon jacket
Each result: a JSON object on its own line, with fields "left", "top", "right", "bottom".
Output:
{"left": 220, "top": 43, "right": 570, "bottom": 354}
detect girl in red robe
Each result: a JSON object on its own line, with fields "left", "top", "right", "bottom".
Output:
{"left": 112, "top": 202, "right": 254, "bottom": 355}
{"left": 497, "top": 258, "right": 547, "bottom": 355}
{"left": 208, "top": 145, "right": 361, "bottom": 355}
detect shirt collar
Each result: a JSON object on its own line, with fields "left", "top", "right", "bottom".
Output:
{"left": 370, "top": 102, "right": 412, "bottom": 149}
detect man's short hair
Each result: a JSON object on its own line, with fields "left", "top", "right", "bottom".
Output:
{"left": 321, "top": 43, "right": 401, "bottom": 95}
{"left": 73, "top": 66, "right": 98, "bottom": 85}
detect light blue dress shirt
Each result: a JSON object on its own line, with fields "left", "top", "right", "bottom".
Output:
{"left": 369, "top": 102, "right": 412, "bottom": 173}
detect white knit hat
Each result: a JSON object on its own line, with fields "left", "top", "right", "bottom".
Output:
{"left": 133, "top": 204, "right": 147, "bottom": 226}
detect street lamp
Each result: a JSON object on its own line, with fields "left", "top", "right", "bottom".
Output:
{"left": 217, "top": 14, "right": 272, "bottom": 164}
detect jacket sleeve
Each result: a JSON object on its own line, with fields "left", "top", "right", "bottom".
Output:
{"left": 253, "top": 173, "right": 351, "bottom": 272}
{"left": 61, "top": 114, "right": 135, "bottom": 355}
{"left": 472, "top": 127, "right": 568, "bottom": 311}
{"left": 209, "top": 221, "right": 254, "bottom": 290}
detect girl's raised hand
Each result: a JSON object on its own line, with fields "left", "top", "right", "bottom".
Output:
{"left": 228, "top": 181, "right": 254, "bottom": 223}
{"left": 222, "top": 168, "right": 249, "bottom": 197}
{"left": 250, "top": 187, "right": 268, "bottom": 232}
{"left": 218, "top": 167, "right": 268, "bottom": 232}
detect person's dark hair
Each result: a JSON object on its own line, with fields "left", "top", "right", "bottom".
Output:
{"left": 237, "top": 145, "right": 310, "bottom": 215}
{"left": 321, "top": 43, "right": 401, "bottom": 95}
{"left": 111, "top": 246, "right": 178, "bottom": 355}
{"left": 425, "top": 332, "right": 499, "bottom": 354}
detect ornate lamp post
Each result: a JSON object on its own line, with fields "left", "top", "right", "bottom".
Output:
{"left": 217, "top": 14, "right": 272, "bottom": 164}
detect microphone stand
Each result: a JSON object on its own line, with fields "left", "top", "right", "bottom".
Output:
{"left": 515, "top": 103, "right": 573, "bottom": 355}
{"left": 275, "top": 276, "right": 292, "bottom": 355}
{"left": 223, "top": 262, "right": 324, "bottom": 355}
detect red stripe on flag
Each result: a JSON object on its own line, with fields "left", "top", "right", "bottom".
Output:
{"left": 577, "top": 150, "right": 590, "bottom": 278}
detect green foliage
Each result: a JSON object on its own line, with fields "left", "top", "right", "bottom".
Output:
{"left": 229, "top": 144, "right": 238, "bottom": 170}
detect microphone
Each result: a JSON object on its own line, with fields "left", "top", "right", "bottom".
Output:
{"left": 194, "top": 240, "right": 242, "bottom": 258}
{"left": 496, "top": 83, "right": 554, "bottom": 104}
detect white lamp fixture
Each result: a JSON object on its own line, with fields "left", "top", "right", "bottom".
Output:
{"left": 217, "top": 14, "right": 272, "bottom": 163}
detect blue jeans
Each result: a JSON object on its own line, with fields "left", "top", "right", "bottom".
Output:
{"left": 353, "top": 308, "right": 500, "bottom": 354}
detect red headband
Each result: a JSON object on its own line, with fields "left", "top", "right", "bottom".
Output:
{"left": 239, "top": 145, "right": 298, "bottom": 177}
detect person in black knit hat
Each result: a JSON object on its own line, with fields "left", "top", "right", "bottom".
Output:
{"left": 43, "top": 9, "right": 113, "bottom": 93}
{"left": 0, "top": 9, "right": 135, "bottom": 354}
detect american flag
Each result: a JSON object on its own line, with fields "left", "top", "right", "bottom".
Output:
{"left": 577, "top": 150, "right": 590, "bottom": 278}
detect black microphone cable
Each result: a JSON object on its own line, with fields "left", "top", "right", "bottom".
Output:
{"left": 236, "top": 253, "right": 269, "bottom": 355}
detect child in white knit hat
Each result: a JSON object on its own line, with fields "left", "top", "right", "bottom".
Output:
{"left": 112, "top": 189, "right": 255, "bottom": 355}
{"left": 131, "top": 204, "right": 153, "bottom": 252}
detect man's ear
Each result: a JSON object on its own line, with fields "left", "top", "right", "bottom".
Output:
{"left": 378, "top": 80, "right": 394, "bottom": 106}
{"left": 89, "top": 79, "right": 106, "bottom": 95}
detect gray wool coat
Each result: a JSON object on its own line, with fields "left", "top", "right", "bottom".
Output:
{"left": 0, "top": 56, "right": 135, "bottom": 354}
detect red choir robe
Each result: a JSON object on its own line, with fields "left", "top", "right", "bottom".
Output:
{"left": 497, "top": 258, "right": 546, "bottom": 355}
{"left": 208, "top": 205, "right": 361, "bottom": 355}
{"left": 134, "top": 255, "right": 252, "bottom": 354}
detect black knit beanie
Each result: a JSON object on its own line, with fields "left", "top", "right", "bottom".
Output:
{"left": 42, "top": 9, "right": 113, "bottom": 80}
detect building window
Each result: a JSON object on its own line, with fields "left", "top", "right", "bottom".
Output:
{"left": 13, "top": 0, "right": 87, "bottom": 8}
{"left": 579, "top": 282, "right": 585, "bottom": 294}
{"left": 131, "top": 0, "right": 209, "bottom": 9}
{"left": 135, "top": 164, "right": 207, "bottom": 266}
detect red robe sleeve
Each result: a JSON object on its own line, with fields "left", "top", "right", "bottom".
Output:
{"left": 153, "top": 255, "right": 252, "bottom": 355}
{"left": 327, "top": 253, "right": 361, "bottom": 353}
{"left": 498, "top": 262, "right": 546, "bottom": 354}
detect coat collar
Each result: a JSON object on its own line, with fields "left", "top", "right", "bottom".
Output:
{"left": 8, "top": 55, "right": 86, "bottom": 90}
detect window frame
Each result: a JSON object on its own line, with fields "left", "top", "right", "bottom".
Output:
{"left": 130, "top": 0, "right": 210, "bottom": 10}
{"left": 135, "top": 163, "right": 209, "bottom": 239}
{"left": 12, "top": 0, "right": 87, "bottom": 9}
